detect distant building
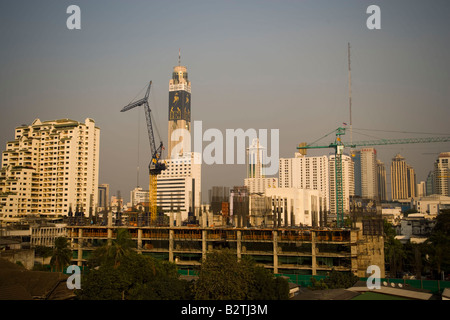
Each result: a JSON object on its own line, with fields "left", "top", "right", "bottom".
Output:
{"left": 157, "top": 152, "right": 201, "bottom": 222}
{"left": 391, "top": 154, "right": 416, "bottom": 201}
{"left": 130, "top": 187, "right": 149, "bottom": 207}
{"left": 360, "top": 148, "right": 378, "bottom": 199}
{"left": 329, "top": 154, "right": 354, "bottom": 214}
{"left": 0, "top": 118, "right": 100, "bottom": 222}
{"left": 434, "top": 152, "right": 450, "bottom": 197}
{"left": 98, "top": 183, "right": 110, "bottom": 212}
{"left": 376, "top": 159, "right": 387, "bottom": 201}
{"left": 279, "top": 152, "right": 330, "bottom": 212}
{"left": 412, "top": 194, "right": 450, "bottom": 215}
{"left": 244, "top": 138, "right": 278, "bottom": 194}
{"left": 265, "top": 188, "right": 325, "bottom": 227}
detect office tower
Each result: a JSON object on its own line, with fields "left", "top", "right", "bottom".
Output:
{"left": 168, "top": 57, "right": 191, "bottom": 159}
{"left": 391, "top": 154, "right": 416, "bottom": 201}
{"left": 244, "top": 138, "right": 278, "bottom": 194}
{"left": 376, "top": 159, "right": 387, "bottom": 201}
{"left": 279, "top": 152, "right": 329, "bottom": 212}
{"left": 434, "top": 152, "right": 450, "bottom": 196}
{"left": 329, "top": 154, "right": 354, "bottom": 214}
{"left": 0, "top": 118, "right": 100, "bottom": 221}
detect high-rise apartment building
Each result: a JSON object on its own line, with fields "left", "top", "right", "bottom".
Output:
{"left": 353, "top": 148, "right": 378, "bottom": 199}
{"left": 391, "top": 154, "right": 416, "bottom": 201}
{"left": 329, "top": 154, "right": 354, "bottom": 214}
{"left": 279, "top": 152, "right": 329, "bottom": 212}
{"left": 434, "top": 152, "right": 450, "bottom": 196}
{"left": 0, "top": 118, "right": 100, "bottom": 221}
{"left": 279, "top": 152, "right": 354, "bottom": 215}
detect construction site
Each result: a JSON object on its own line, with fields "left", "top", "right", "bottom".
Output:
{"left": 66, "top": 211, "right": 386, "bottom": 278}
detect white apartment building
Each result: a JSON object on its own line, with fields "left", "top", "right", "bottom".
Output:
{"left": 157, "top": 152, "right": 201, "bottom": 222}
{"left": 434, "top": 152, "right": 450, "bottom": 196}
{"left": 0, "top": 118, "right": 100, "bottom": 222}
{"left": 130, "top": 187, "right": 150, "bottom": 207}
{"left": 329, "top": 154, "right": 354, "bottom": 214}
{"left": 359, "top": 148, "right": 378, "bottom": 199}
{"left": 265, "top": 187, "right": 324, "bottom": 226}
{"left": 279, "top": 152, "right": 330, "bottom": 212}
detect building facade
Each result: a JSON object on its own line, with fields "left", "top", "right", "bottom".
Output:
{"left": 376, "top": 159, "right": 387, "bottom": 201}
{"left": 354, "top": 148, "right": 378, "bottom": 200}
{"left": 157, "top": 152, "right": 201, "bottom": 222}
{"left": 279, "top": 153, "right": 330, "bottom": 212}
{"left": 434, "top": 152, "right": 450, "bottom": 197}
{"left": 0, "top": 118, "right": 100, "bottom": 222}
{"left": 391, "top": 154, "right": 416, "bottom": 201}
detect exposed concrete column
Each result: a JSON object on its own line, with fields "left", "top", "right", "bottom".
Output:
{"left": 176, "top": 212, "right": 181, "bottom": 227}
{"left": 273, "top": 230, "right": 278, "bottom": 274}
{"left": 107, "top": 228, "right": 113, "bottom": 246}
{"left": 312, "top": 230, "right": 317, "bottom": 276}
{"left": 169, "top": 211, "right": 174, "bottom": 227}
{"left": 237, "top": 230, "right": 242, "bottom": 261}
{"left": 169, "top": 229, "right": 174, "bottom": 262}
{"left": 77, "top": 228, "right": 83, "bottom": 267}
{"left": 137, "top": 229, "right": 142, "bottom": 252}
{"left": 202, "top": 230, "right": 207, "bottom": 260}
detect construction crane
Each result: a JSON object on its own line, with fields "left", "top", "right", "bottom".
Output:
{"left": 121, "top": 81, "right": 166, "bottom": 224}
{"left": 298, "top": 127, "right": 450, "bottom": 227}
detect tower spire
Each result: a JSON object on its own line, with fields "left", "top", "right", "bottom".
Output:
{"left": 178, "top": 48, "right": 181, "bottom": 66}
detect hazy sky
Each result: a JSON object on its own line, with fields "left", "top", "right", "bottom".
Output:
{"left": 1, "top": 0, "right": 449, "bottom": 203}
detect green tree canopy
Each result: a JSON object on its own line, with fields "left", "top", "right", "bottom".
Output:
{"left": 193, "top": 249, "right": 289, "bottom": 300}
{"left": 80, "top": 229, "right": 191, "bottom": 300}
{"left": 50, "top": 237, "right": 72, "bottom": 271}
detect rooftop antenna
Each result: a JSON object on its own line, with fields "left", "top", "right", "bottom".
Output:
{"left": 178, "top": 48, "right": 181, "bottom": 66}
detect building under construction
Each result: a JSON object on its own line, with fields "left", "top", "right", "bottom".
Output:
{"left": 67, "top": 212, "right": 385, "bottom": 278}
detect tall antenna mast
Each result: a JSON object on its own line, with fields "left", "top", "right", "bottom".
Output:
{"left": 178, "top": 48, "right": 181, "bottom": 66}
{"left": 348, "top": 42, "right": 353, "bottom": 148}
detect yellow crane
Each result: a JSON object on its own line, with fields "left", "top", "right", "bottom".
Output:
{"left": 121, "top": 81, "right": 166, "bottom": 224}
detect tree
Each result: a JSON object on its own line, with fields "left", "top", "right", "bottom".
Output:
{"left": 423, "top": 210, "right": 450, "bottom": 279}
{"left": 384, "top": 219, "right": 406, "bottom": 277}
{"left": 80, "top": 229, "right": 191, "bottom": 300}
{"left": 88, "top": 228, "right": 135, "bottom": 268}
{"left": 50, "top": 237, "right": 72, "bottom": 272}
{"left": 193, "top": 249, "right": 289, "bottom": 300}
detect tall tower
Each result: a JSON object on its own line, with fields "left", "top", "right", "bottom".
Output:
{"left": 168, "top": 52, "right": 191, "bottom": 159}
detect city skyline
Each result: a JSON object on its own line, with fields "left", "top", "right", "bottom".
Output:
{"left": 1, "top": 1, "right": 449, "bottom": 204}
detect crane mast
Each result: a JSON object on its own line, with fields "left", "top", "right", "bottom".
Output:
{"left": 121, "top": 81, "right": 166, "bottom": 224}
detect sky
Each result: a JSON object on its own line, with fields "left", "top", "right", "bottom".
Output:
{"left": 0, "top": 0, "right": 449, "bottom": 204}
